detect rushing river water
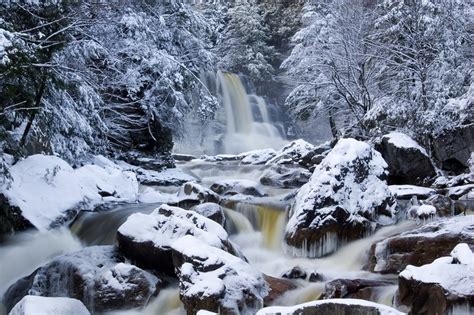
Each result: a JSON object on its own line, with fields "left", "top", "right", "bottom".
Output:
{"left": 0, "top": 160, "right": 422, "bottom": 315}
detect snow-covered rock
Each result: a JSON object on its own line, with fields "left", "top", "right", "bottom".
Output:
{"left": 171, "top": 235, "right": 268, "bottom": 315}
{"left": 1, "top": 155, "right": 139, "bottom": 231}
{"left": 285, "top": 138, "right": 395, "bottom": 257}
{"left": 415, "top": 204, "right": 437, "bottom": 220}
{"left": 376, "top": 132, "right": 436, "bottom": 186}
{"left": 191, "top": 203, "right": 225, "bottom": 226}
{"left": 259, "top": 165, "right": 311, "bottom": 188}
{"left": 9, "top": 296, "right": 90, "bottom": 315}
{"left": 116, "top": 205, "right": 243, "bottom": 275}
{"left": 239, "top": 148, "right": 276, "bottom": 165}
{"left": 266, "top": 139, "right": 315, "bottom": 166}
{"left": 368, "top": 216, "right": 474, "bottom": 273}
{"left": 388, "top": 185, "right": 436, "bottom": 200}
{"left": 256, "top": 299, "right": 405, "bottom": 315}
{"left": 3, "top": 246, "right": 159, "bottom": 313}
{"left": 174, "top": 182, "right": 220, "bottom": 209}
{"left": 398, "top": 243, "right": 474, "bottom": 314}
{"left": 210, "top": 179, "right": 266, "bottom": 197}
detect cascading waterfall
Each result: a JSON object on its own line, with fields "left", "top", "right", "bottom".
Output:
{"left": 215, "top": 71, "right": 287, "bottom": 154}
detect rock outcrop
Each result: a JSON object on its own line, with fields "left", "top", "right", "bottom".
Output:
{"left": 398, "top": 243, "right": 474, "bottom": 314}
{"left": 432, "top": 124, "right": 474, "bottom": 174}
{"left": 368, "top": 216, "right": 474, "bottom": 273}
{"left": 210, "top": 179, "right": 266, "bottom": 197}
{"left": 256, "top": 299, "right": 405, "bottom": 315}
{"left": 172, "top": 235, "right": 268, "bottom": 315}
{"left": 285, "top": 138, "right": 395, "bottom": 257}
{"left": 323, "top": 279, "right": 395, "bottom": 301}
{"left": 376, "top": 132, "right": 436, "bottom": 186}
{"left": 174, "top": 182, "right": 221, "bottom": 209}
{"left": 191, "top": 202, "right": 226, "bottom": 226}
{"left": 116, "top": 205, "right": 243, "bottom": 275}
{"left": 3, "top": 246, "right": 159, "bottom": 313}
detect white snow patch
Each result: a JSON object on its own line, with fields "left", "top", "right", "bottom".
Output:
{"left": 384, "top": 132, "right": 428, "bottom": 156}
{"left": 239, "top": 148, "right": 276, "bottom": 165}
{"left": 400, "top": 243, "right": 474, "bottom": 296}
{"left": 389, "top": 185, "right": 435, "bottom": 199}
{"left": 416, "top": 204, "right": 436, "bottom": 216}
{"left": 1, "top": 154, "right": 139, "bottom": 230}
{"left": 256, "top": 298, "right": 405, "bottom": 315}
{"left": 9, "top": 295, "right": 90, "bottom": 315}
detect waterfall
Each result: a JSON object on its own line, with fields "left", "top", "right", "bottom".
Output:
{"left": 215, "top": 71, "right": 287, "bottom": 154}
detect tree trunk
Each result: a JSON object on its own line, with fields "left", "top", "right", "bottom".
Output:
{"left": 19, "top": 78, "right": 46, "bottom": 148}
{"left": 328, "top": 108, "right": 338, "bottom": 139}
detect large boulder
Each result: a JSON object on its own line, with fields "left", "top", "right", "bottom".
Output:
{"left": 368, "top": 215, "right": 474, "bottom": 273}
{"left": 3, "top": 246, "right": 160, "bottom": 313}
{"left": 171, "top": 235, "right": 268, "bottom": 315}
{"left": 259, "top": 165, "right": 311, "bottom": 188}
{"left": 116, "top": 205, "right": 244, "bottom": 275}
{"left": 9, "top": 296, "right": 90, "bottom": 315}
{"left": 432, "top": 124, "right": 474, "bottom": 174}
{"left": 285, "top": 138, "right": 395, "bottom": 258}
{"left": 256, "top": 299, "right": 405, "bottom": 315}
{"left": 398, "top": 243, "right": 474, "bottom": 314}
{"left": 376, "top": 132, "right": 436, "bottom": 186}
{"left": 263, "top": 275, "right": 297, "bottom": 305}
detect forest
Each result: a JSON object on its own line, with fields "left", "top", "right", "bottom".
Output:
{"left": 0, "top": 1, "right": 472, "bottom": 315}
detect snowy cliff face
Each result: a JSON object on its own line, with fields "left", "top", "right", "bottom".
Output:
{"left": 285, "top": 138, "right": 395, "bottom": 257}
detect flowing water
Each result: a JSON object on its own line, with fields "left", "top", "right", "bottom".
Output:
{"left": 215, "top": 71, "right": 287, "bottom": 154}
{"left": 0, "top": 159, "right": 433, "bottom": 315}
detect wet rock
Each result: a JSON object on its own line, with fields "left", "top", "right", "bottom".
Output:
{"left": 116, "top": 205, "right": 244, "bottom": 275}
{"left": 376, "top": 132, "right": 436, "bottom": 186}
{"left": 9, "top": 296, "right": 91, "bottom": 315}
{"left": 263, "top": 275, "right": 297, "bottom": 305}
{"left": 191, "top": 203, "right": 226, "bottom": 226}
{"left": 368, "top": 216, "right": 474, "bottom": 273}
{"left": 172, "top": 235, "right": 268, "bottom": 315}
{"left": 259, "top": 165, "right": 311, "bottom": 188}
{"left": 173, "top": 153, "right": 197, "bottom": 162}
{"left": 308, "top": 271, "right": 323, "bottom": 282}
{"left": 3, "top": 246, "right": 159, "bottom": 313}
{"left": 323, "top": 279, "right": 394, "bottom": 301}
{"left": 174, "top": 182, "right": 220, "bottom": 209}
{"left": 285, "top": 138, "right": 395, "bottom": 258}
{"left": 447, "top": 184, "right": 474, "bottom": 200}
{"left": 256, "top": 299, "right": 404, "bottom": 315}
{"left": 281, "top": 266, "right": 307, "bottom": 280}
{"left": 425, "top": 194, "right": 455, "bottom": 217}
{"left": 210, "top": 179, "right": 266, "bottom": 197}
{"left": 0, "top": 194, "right": 34, "bottom": 241}
{"left": 398, "top": 243, "right": 474, "bottom": 314}
{"left": 432, "top": 124, "right": 474, "bottom": 174}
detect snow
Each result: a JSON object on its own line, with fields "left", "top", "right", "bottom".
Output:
{"left": 286, "top": 138, "right": 393, "bottom": 236}
{"left": 416, "top": 204, "right": 436, "bottom": 216}
{"left": 266, "top": 139, "right": 315, "bottom": 165}
{"left": 1, "top": 155, "right": 139, "bottom": 230}
{"left": 9, "top": 296, "right": 90, "bottom": 315}
{"left": 172, "top": 235, "right": 268, "bottom": 313}
{"left": 0, "top": 28, "right": 13, "bottom": 65}
{"left": 389, "top": 185, "right": 435, "bottom": 199}
{"left": 384, "top": 132, "right": 428, "bottom": 156}
{"left": 117, "top": 205, "right": 230, "bottom": 250}
{"left": 400, "top": 243, "right": 474, "bottom": 296}
{"left": 138, "top": 187, "right": 177, "bottom": 204}
{"left": 256, "top": 298, "right": 405, "bottom": 315}
{"left": 239, "top": 148, "right": 276, "bottom": 165}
